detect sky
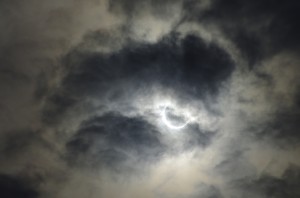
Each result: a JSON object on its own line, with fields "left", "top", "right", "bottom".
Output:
{"left": 0, "top": 0, "right": 300, "bottom": 197}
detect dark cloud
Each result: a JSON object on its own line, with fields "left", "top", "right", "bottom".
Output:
{"left": 232, "top": 164, "right": 300, "bottom": 198}
{"left": 65, "top": 32, "right": 233, "bottom": 96}
{"left": 267, "top": 113, "right": 300, "bottom": 146}
{"left": 0, "top": 174, "right": 39, "bottom": 198}
{"left": 245, "top": 108, "right": 300, "bottom": 147}
{"left": 66, "top": 112, "right": 165, "bottom": 170}
{"left": 41, "top": 92, "right": 77, "bottom": 125}
{"left": 1, "top": 130, "right": 38, "bottom": 157}
{"left": 231, "top": 29, "right": 263, "bottom": 67}
{"left": 42, "top": 33, "right": 234, "bottom": 125}
{"left": 0, "top": 129, "right": 54, "bottom": 159}
{"left": 183, "top": 124, "right": 217, "bottom": 150}
{"left": 199, "top": 0, "right": 300, "bottom": 66}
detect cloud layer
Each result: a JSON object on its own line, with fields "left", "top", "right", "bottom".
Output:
{"left": 0, "top": 0, "right": 300, "bottom": 197}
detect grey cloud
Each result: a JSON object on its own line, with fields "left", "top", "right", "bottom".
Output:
{"left": 231, "top": 164, "right": 300, "bottom": 198}
{"left": 251, "top": 110, "right": 300, "bottom": 147}
{"left": 1, "top": 130, "right": 39, "bottom": 158}
{"left": 108, "top": 0, "right": 182, "bottom": 17}
{"left": 214, "top": 146, "right": 256, "bottom": 182}
{"left": 62, "top": 32, "right": 234, "bottom": 97}
{"left": 191, "top": 184, "right": 223, "bottom": 198}
{"left": 66, "top": 112, "right": 165, "bottom": 170}
{"left": 41, "top": 32, "right": 234, "bottom": 125}
{"left": 182, "top": 124, "right": 217, "bottom": 150}
{"left": 0, "top": 174, "right": 39, "bottom": 198}
{"left": 198, "top": 0, "right": 300, "bottom": 67}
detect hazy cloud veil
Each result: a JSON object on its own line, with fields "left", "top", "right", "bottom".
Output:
{"left": 0, "top": 0, "right": 300, "bottom": 197}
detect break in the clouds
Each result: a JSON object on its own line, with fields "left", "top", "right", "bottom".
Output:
{"left": 0, "top": 0, "right": 300, "bottom": 197}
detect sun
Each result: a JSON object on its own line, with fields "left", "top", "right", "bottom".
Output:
{"left": 161, "top": 106, "right": 192, "bottom": 130}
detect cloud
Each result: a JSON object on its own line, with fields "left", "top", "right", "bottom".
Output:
{"left": 41, "top": 32, "right": 234, "bottom": 126}
{"left": 199, "top": 0, "right": 300, "bottom": 66}
{"left": 66, "top": 112, "right": 165, "bottom": 170}
{"left": 0, "top": 174, "right": 39, "bottom": 198}
{"left": 0, "top": 0, "right": 300, "bottom": 198}
{"left": 230, "top": 164, "right": 300, "bottom": 198}
{"left": 190, "top": 183, "right": 223, "bottom": 198}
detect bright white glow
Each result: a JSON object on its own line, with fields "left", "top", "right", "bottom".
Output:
{"left": 161, "top": 106, "right": 191, "bottom": 130}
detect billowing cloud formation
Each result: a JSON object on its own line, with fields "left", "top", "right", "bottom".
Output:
{"left": 0, "top": 0, "right": 300, "bottom": 197}
{"left": 66, "top": 112, "right": 165, "bottom": 170}
{"left": 42, "top": 33, "right": 234, "bottom": 125}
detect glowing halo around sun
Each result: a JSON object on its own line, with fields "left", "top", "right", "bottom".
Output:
{"left": 161, "top": 106, "right": 193, "bottom": 130}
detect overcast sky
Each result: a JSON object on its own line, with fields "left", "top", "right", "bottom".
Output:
{"left": 1, "top": 0, "right": 300, "bottom": 197}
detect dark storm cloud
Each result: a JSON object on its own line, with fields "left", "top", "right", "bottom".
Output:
{"left": 66, "top": 112, "right": 165, "bottom": 170}
{"left": 232, "top": 164, "right": 300, "bottom": 198}
{"left": 198, "top": 0, "right": 300, "bottom": 66}
{"left": 62, "top": 33, "right": 234, "bottom": 97}
{"left": 0, "top": 174, "right": 39, "bottom": 198}
{"left": 42, "top": 32, "right": 234, "bottom": 125}
{"left": 230, "top": 29, "right": 263, "bottom": 67}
